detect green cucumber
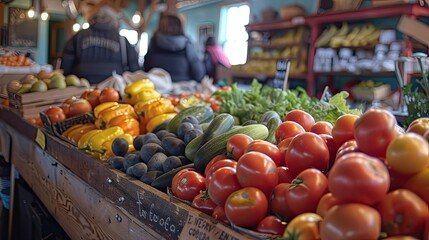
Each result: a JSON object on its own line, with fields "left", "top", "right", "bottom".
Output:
{"left": 265, "top": 117, "right": 282, "bottom": 144}
{"left": 185, "top": 113, "right": 234, "bottom": 161}
{"left": 259, "top": 110, "right": 282, "bottom": 125}
{"left": 151, "top": 163, "right": 194, "bottom": 192}
{"left": 167, "top": 106, "right": 214, "bottom": 134}
{"left": 193, "top": 124, "right": 269, "bottom": 173}
{"left": 242, "top": 120, "right": 258, "bottom": 126}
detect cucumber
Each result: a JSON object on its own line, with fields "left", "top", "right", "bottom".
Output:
{"left": 185, "top": 134, "right": 204, "bottom": 161}
{"left": 259, "top": 110, "right": 282, "bottom": 125}
{"left": 193, "top": 124, "right": 269, "bottom": 173}
{"left": 167, "top": 106, "right": 214, "bottom": 134}
{"left": 265, "top": 117, "right": 282, "bottom": 144}
{"left": 151, "top": 163, "right": 194, "bottom": 192}
{"left": 185, "top": 113, "right": 235, "bottom": 161}
{"left": 242, "top": 120, "right": 258, "bottom": 126}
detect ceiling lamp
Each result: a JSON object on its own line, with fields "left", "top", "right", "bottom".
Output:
{"left": 40, "top": 0, "right": 49, "bottom": 21}
{"left": 27, "top": 6, "right": 35, "bottom": 18}
{"left": 72, "top": 23, "right": 80, "bottom": 32}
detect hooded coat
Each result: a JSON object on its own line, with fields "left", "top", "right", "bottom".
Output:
{"left": 143, "top": 33, "right": 206, "bottom": 82}
{"left": 61, "top": 23, "right": 139, "bottom": 84}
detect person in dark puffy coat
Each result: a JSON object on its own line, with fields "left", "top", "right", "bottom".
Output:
{"left": 143, "top": 13, "right": 206, "bottom": 83}
{"left": 61, "top": 6, "right": 139, "bottom": 84}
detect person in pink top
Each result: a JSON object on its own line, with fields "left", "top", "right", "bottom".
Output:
{"left": 204, "top": 36, "right": 232, "bottom": 84}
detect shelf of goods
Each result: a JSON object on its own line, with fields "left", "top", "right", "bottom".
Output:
{"left": 233, "top": 3, "right": 429, "bottom": 97}
{"left": 0, "top": 106, "right": 253, "bottom": 240}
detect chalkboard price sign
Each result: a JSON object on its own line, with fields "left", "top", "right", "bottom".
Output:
{"left": 8, "top": 7, "right": 38, "bottom": 47}
{"left": 272, "top": 59, "right": 291, "bottom": 90}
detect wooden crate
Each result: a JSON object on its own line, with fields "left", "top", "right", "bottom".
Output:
{"left": 7, "top": 86, "right": 86, "bottom": 118}
{"left": 351, "top": 84, "right": 392, "bottom": 101}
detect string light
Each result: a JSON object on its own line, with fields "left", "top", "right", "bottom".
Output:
{"left": 82, "top": 22, "right": 89, "bottom": 29}
{"left": 132, "top": 11, "right": 141, "bottom": 24}
{"left": 27, "top": 7, "right": 35, "bottom": 18}
{"left": 73, "top": 23, "right": 81, "bottom": 32}
{"left": 41, "top": 11, "right": 49, "bottom": 21}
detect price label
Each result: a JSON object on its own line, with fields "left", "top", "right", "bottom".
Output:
{"left": 273, "top": 59, "right": 291, "bottom": 90}
{"left": 179, "top": 214, "right": 243, "bottom": 240}
{"left": 35, "top": 128, "right": 46, "bottom": 150}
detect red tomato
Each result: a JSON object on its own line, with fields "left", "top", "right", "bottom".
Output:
{"left": 205, "top": 159, "right": 237, "bottom": 188}
{"left": 203, "top": 154, "right": 229, "bottom": 177}
{"left": 236, "top": 152, "right": 278, "bottom": 197}
{"left": 328, "top": 152, "right": 389, "bottom": 205}
{"left": 284, "top": 109, "right": 315, "bottom": 132}
{"left": 377, "top": 189, "right": 429, "bottom": 237}
{"left": 191, "top": 190, "right": 218, "bottom": 216}
{"left": 320, "top": 203, "right": 381, "bottom": 240}
{"left": 275, "top": 121, "right": 305, "bottom": 144}
{"left": 319, "top": 134, "right": 339, "bottom": 171}
{"left": 245, "top": 140, "right": 282, "bottom": 167}
{"left": 226, "top": 133, "right": 253, "bottom": 160}
{"left": 270, "top": 183, "right": 294, "bottom": 220}
{"left": 407, "top": 117, "right": 429, "bottom": 136}
{"left": 335, "top": 145, "right": 361, "bottom": 162}
{"left": 171, "top": 169, "right": 206, "bottom": 202}
{"left": 225, "top": 187, "right": 268, "bottom": 228}
{"left": 386, "top": 133, "right": 429, "bottom": 175}
{"left": 387, "top": 166, "right": 411, "bottom": 192}
{"left": 311, "top": 120, "right": 333, "bottom": 135}
{"left": 354, "top": 109, "right": 398, "bottom": 158}
{"left": 276, "top": 166, "right": 293, "bottom": 184}
{"left": 283, "top": 213, "right": 322, "bottom": 240}
{"left": 99, "top": 87, "right": 120, "bottom": 103}
{"left": 316, "top": 192, "right": 338, "bottom": 218}
{"left": 256, "top": 215, "right": 287, "bottom": 236}
{"left": 277, "top": 136, "right": 294, "bottom": 160}
{"left": 404, "top": 168, "right": 429, "bottom": 205}
{"left": 332, "top": 114, "right": 359, "bottom": 146}
{"left": 45, "top": 106, "right": 66, "bottom": 123}
{"left": 207, "top": 167, "right": 241, "bottom": 207}
{"left": 86, "top": 89, "right": 101, "bottom": 108}
{"left": 284, "top": 168, "right": 328, "bottom": 217}
{"left": 284, "top": 132, "right": 330, "bottom": 178}
{"left": 424, "top": 220, "right": 429, "bottom": 240}
{"left": 212, "top": 206, "right": 229, "bottom": 224}
{"left": 65, "top": 98, "right": 92, "bottom": 117}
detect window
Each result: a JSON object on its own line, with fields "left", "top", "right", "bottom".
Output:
{"left": 119, "top": 29, "right": 138, "bottom": 45}
{"left": 222, "top": 4, "right": 250, "bottom": 65}
{"left": 119, "top": 30, "right": 149, "bottom": 67}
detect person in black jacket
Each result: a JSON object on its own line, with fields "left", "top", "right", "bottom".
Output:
{"left": 61, "top": 6, "right": 139, "bottom": 84}
{"left": 143, "top": 13, "right": 205, "bottom": 82}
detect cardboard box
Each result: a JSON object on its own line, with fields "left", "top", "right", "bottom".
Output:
{"left": 397, "top": 15, "right": 429, "bottom": 48}
{"left": 351, "top": 84, "right": 392, "bottom": 101}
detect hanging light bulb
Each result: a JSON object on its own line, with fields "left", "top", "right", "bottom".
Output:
{"left": 27, "top": 7, "right": 35, "bottom": 18}
{"left": 132, "top": 11, "right": 141, "bottom": 25}
{"left": 82, "top": 22, "right": 89, "bottom": 29}
{"left": 41, "top": 11, "right": 49, "bottom": 21}
{"left": 73, "top": 23, "right": 81, "bottom": 32}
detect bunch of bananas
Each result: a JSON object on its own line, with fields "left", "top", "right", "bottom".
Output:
{"left": 316, "top": 22, "right": 381, "bottom": 48}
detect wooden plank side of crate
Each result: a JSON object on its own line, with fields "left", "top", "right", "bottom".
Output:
{"left": 19, "top": 86, "right": 86, "bottom": 104}
{"left": 10, "top": 129, "right": 163, "bottom": 240}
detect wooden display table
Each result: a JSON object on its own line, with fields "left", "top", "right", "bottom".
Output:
{"left": 0, "top": 106, "right": 251, "bottom": 240}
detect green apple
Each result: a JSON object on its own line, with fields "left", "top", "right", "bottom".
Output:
{"left": 65, "top": 74, "right": 81, "bottom": 87}
{"left": 80, "top": 78, "right": 91, "bottom": 89}
{"left": 30, "top": 81, "right": 48, "bottom": 92}
{"left": 48, "top": 77, "right": 67, "bottom": 89}
{"left": 18, "top": 84, "right": 33, "bottom": 94}
{"left": 50, "top": 72, "right": 65, "bottom": 82}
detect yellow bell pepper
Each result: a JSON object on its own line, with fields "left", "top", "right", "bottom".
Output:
{"left": 97, "top": 104, "right": 138, "bottom": 129}
{"left": 88, "top": 126, "right": 124, "bottom": 153}
{"left": 124, "top": 79, "right": 155, "bottom": 98}
{"left": 146, "top": 113, "right": 177, "bottom": 132}
{"left": 125, "top": 89, "right": 161, "bottom": 105}
{"left": 78, "top": 129, "right": 103, "bottom": 150}
{"left": 93, "top": 101, "right": 119, "bottom": 118}
{"left": 141, "top": 98, "right": 176, "bottom": 121}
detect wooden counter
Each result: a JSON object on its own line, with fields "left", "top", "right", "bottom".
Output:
{"left": 0, "top": 106, "right": 252, "bottom": 240}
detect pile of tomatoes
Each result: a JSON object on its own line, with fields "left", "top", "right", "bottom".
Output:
{"left": 170, "top": 108, "right": 429, "bottom": 239}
